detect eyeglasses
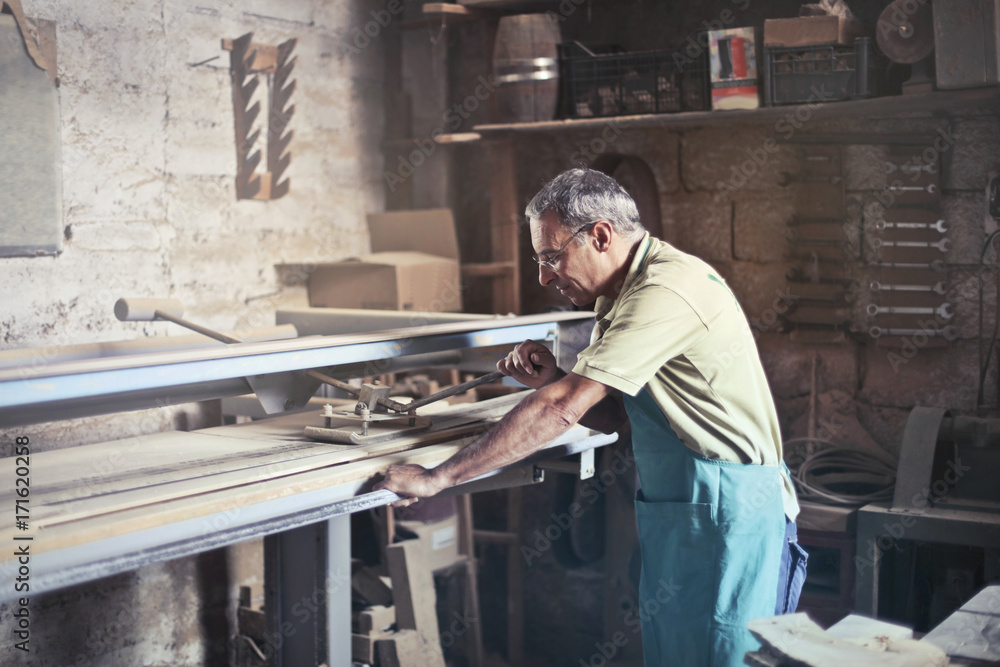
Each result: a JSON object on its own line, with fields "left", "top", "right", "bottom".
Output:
{"left": 531, "top": 222, "right": 598, "bottom": 270}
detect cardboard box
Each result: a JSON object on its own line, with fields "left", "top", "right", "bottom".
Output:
{"left": 308, "top": 209, "right": 462, "bottom": 312}
{"left": 709, "top": 27, "right": 760, "bottom": 110}
{"left": 763, "top": 16, "right": 866, "bottom": 48}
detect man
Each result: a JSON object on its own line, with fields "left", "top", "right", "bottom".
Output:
{"left": 376, "top": 168, "right": 805, "bottom": 666}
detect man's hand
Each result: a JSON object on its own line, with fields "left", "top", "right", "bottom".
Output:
{"left": 497, "top": 339, "right": 561, "bottom": 389}
{"left": 373, "top": 464, "right": 447, "bottom": 508}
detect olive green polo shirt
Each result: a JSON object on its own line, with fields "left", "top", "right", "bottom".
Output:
{"left": 573, "top": 233, "right": 799, "bottom": 520}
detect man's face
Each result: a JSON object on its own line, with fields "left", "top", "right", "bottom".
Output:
{"left": 530, "top": 210, "right": 602, "bottom": 306}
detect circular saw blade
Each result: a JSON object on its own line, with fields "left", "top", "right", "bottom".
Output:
{"left": 877, "top": 0, "right": 934, "bottom": 64}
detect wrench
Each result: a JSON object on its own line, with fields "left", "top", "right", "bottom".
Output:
{"left": 885, "top": 162, "right": 937, "bottom": 175}
{"left": 874, "top": 219, "right": 949, "bottom": 233}
{"left": 888, "top": 183, "right": 937, "bottom": 194}
{"left": 869, "top": 325, "right": 957, "bottom": 341}
{"left": 874, "top": 260, "right": 946, "bottom": 272}
{"left": 870, "top": 281, "right": 946, "bottom": 295}
{"left": 872, "top": 238, "right": 951, "bottom": 252}
{"left": 866, "top": 303, "right": 954, "bottom": 319}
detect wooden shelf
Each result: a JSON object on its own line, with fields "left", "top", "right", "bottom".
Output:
{"left": 382, "top": 132, "right": 482, "bottom": 151}
{"left": 472, "top": 86, "right": 1000, "bottom": 135}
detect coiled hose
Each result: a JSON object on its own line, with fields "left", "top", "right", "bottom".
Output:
{"left": 784, "top": 436, "right": 897, "bottom": 507}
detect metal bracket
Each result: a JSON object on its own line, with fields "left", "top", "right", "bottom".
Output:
{"left": 534, "top": 447, "right": 595, "bottom": 480}
{"left": 440, "top": 465, "right": 545, "bottom": 496}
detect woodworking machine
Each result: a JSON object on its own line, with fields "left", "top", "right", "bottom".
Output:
{"left": 0, "top": 305, "right": 615, "bottom": 667}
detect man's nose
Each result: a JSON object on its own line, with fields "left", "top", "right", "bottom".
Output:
{"left": 538, "top": 263, "right": 557, "bottom": 286}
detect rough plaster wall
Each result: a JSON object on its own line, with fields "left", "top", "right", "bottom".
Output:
{"left": 2, "top": 0, "right": 385, "bottom": 451}
{"left": 0, "top": 0, "right": 385, "bottom": 664}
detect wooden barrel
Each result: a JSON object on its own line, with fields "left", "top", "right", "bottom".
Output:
{"left": 492, "top": 14, "right": 561, "bottom": 123}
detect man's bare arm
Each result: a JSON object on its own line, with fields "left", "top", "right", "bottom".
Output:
{"left": 374, "top": 372, "right": 612, "bottom": 504}
{"left": 497, "top": 339, "right": 626, "bottom": 434}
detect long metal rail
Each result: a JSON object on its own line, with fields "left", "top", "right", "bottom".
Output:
{"left": 0, "top": 311, "right": 592, "bottom": 427}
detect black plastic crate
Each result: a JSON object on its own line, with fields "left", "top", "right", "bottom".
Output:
{"left": 558, "top": 41, "right": 710, "bottom": 118}
{"left": 763, "top": 37, "right": 880, "bottom": 106}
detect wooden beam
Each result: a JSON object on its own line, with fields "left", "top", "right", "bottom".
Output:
{"left": 489, "top": 138, "right": 521, "bottom": 314}
{"left": 386, "top": 540, "right": 446, "bottom": 666}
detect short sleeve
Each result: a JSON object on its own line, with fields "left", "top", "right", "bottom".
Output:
{"left": 572, "top": 285, "right": 709, "bottom": 396}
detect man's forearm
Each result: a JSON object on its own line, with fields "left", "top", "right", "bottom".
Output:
{"left": 431, "top": 373, "right": 611, "bottom": 489}
{"left": 431, "top": 389, "right": 576, "bottom": 488}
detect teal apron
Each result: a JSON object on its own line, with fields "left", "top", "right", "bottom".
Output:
{"left": 626, "top": 388, "right": 785, "bottom": 667}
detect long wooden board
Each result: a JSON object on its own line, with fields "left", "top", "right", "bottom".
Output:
{"left": 0, "top": 393, "right": 528, "bottom": 553}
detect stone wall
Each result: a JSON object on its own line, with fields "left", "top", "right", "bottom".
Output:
{"left": 0, "top": 0, "right": 385, "bottom": 664}
{"left": 433, "top": 2, "right": 1000, "bottom": 662}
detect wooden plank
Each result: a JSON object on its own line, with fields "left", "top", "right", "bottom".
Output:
{"left": 434, "top": 132, "right": 481, "bottom": 144}
{"left": 0, "top": 427, "right": 604, "bottom": 564}
{"left": 506, "top": 485, "right": 524, "bottom": 664}
{"left": 457, "top": 494, "right": 484, "bottom": 667}
{"left": 748, "top": 613, "right": 948, "bottom": 667}
{"left": 375, "top": 629, "right": 432, "bottom": 667}
{"left": 386, "top": 540, "right": 446, "bottom": 666}
{"left": 473, "top": 87, "right": 1000, "bottom": 135}
{"left": 423, "top": 3, "right": 477, "bottom": 16}
{"left": 14, "top": 395, "right": 524, "bottom": 529}
{"left": 489, "top": 138, "right": 520, "bottom": 314}
{"left": 0, "top": 435, "right": 481, "bottom": 554}
{"left": 353, "top": 569, "right": 394, "bottom": 608}
{"left": 826, "top": 614, "right": 913, "bottom": 641}
{"left": 358, "top": 605, "right": 396, "bottom": 634}
{"left": 2, "top": 393, "right": 517, "bottom": 502}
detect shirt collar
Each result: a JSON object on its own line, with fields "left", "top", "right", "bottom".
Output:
{"left": 594, "top": 231, "right": 652, "bottom": 332}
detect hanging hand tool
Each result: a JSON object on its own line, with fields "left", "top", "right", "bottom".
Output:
{"left": 869, "top": 325, "right": 957, "bottom": 341}
{"left": 874, "top": 260, "right": 946, "bottom": 272}
{"left": 866, "top": 303, "right": 954, "bottom": 319}
{"left": 885, "top": 161, "right": 937, "bottom": 175}
{"left": 870, "top": 281, "right": 946, "bottom": 295}
{"left": 873, "top": 238, "right": 950, "bottom": 252}
{"left": 888, "top": 183, "right": 937, "bottom": 194}
{"left": 874, "top": 219, "right": 948, "bottom": 233}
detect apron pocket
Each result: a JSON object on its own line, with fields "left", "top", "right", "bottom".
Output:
{"left": 633, "top": 494, "right": 719, "bottom": 667}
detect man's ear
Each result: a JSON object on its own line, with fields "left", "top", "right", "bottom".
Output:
{"left": 592, "top": 220, "right": 614, "bottom": 252}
